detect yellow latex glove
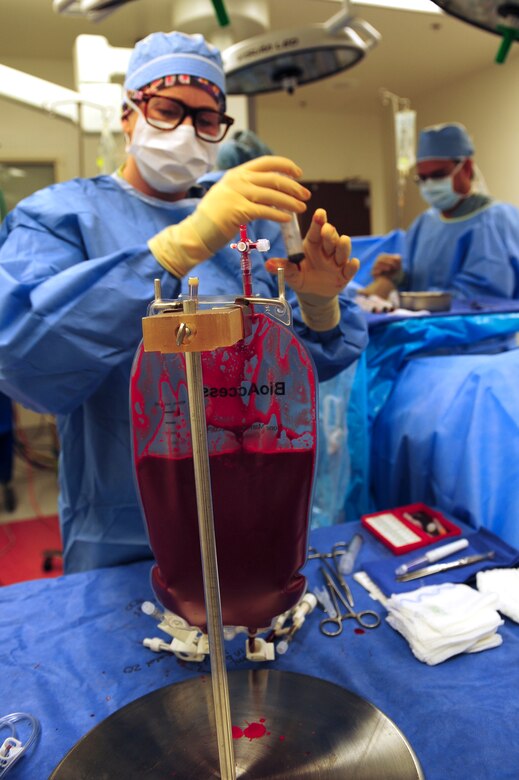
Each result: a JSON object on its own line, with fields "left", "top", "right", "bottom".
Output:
{"left": 264, "top": 209, "right": 360, "bottom": 331}
{"left": 149, "top": 155, "right": 310, "bottom": 279}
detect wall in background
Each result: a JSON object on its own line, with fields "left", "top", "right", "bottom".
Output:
{"left": 257, "top": 104, "right": 388, "bottom": 236}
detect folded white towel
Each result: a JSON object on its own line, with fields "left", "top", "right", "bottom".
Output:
{"left": 476, "top": 568, "right": 519, "bottom": 623}
{"left": 386, "top": 583, "right": 503, "bottom": 665}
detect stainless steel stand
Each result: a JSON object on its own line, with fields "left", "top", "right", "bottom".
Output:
{"left": 50, "top": 669, "right": 424, "bottom": 779}
{"left": 182, "top": 292, "right": 235, "bottom": 779}
{"left": 50, "top": 278, "right": 424, "bottom": 780}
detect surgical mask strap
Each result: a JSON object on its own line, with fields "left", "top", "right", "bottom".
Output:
{"left": 451, "top": 159, "right": 465, "bottom": 181}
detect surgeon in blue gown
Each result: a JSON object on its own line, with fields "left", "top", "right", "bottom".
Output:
{"left": 362, "top": 122, "right": 519, "bottom": 300}
{"left": 0, "top": 31, "right": 367, "bottom": 573}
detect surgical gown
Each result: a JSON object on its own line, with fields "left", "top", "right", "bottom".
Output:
{"left": 0, "top": 174, "right": 367, "bottom": 572}
{"left": 403, "top": 201, "right": 519, "bottom": 298}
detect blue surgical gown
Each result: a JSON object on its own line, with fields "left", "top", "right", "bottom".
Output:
{"left": 404, "top": 201, "right": 519, "bottom": 298}
{"left": 0, "top": 174, "right": 367, "bottom": 572}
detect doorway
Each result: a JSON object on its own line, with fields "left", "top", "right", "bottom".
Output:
{"left": 298, "top": 180, "right": 371, "bottom": 238}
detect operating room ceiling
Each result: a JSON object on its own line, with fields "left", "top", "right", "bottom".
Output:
{"left": 0, "top": 0, "right": 514, "bottom": 112}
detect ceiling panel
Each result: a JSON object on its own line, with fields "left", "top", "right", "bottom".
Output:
{"left": 0, "top": 0, "right": 514, "bottom": 112}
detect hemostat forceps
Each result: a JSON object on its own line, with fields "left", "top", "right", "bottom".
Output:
{"left": 319, "top": 566, "right": 380, "bottom": 637}
{"left": 308, "top": 544, "right": 354, "bottom": 607}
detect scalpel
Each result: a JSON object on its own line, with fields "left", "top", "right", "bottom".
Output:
{"left": 396, "top": 551, "right": 495, "bottom": 582}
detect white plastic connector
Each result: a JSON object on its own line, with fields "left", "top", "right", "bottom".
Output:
{"left": 292, "top": 592, "right": 317, "bottom": 627}
{"left": 0, "top": 737, "right": 24, "bottom": 775}
{"left": 197, "top": 635, "right": 209, "bottom": 655}
{"left": 272, "top": 609, "right": 291, "bottom": 635}
{"left": 0, "top": 737, "right": 23, "bottom": 760}
{"left": 246, "top": 637, "right": 275, "bottom": 662}
{"left": 143, "top": 637, "right": 174, "bottom": 653}
{"left": 141, "top": 602, "right": 215, "bottom": 661}
{"left": 157, "top": 614, "right": 194, "bottom": 643}
{"left": 276, "top": 639, "right": 290, "bottom": 655}
{"left": 255, "top": 239, "right": 270, "bottom": 252}
{"left": 170, "top": 634, "right": 208, "bottom": 662}
{"left": 141, "top": 600, "right": 161, "bottom": 618}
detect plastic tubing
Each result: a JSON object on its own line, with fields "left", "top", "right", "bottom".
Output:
{"left": 0, "top": 713, "right": 41, "bottom": 777}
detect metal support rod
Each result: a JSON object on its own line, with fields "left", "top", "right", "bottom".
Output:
{"left": 182, "top": 293, "right": 236, "bottom": 780}
{"left": 77, "top": 102, "right": 85, "bottom": 178}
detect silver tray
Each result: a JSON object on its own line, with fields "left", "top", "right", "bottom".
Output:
{"left": 399, "top": 291, "right": 452, "bottom": 311}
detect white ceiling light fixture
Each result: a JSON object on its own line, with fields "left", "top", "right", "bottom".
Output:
{"left": 52, "top": 0, "right": 137, "bottom": 22}
{"left": 222, "top": 0, "right": 381, "bottom": 96}
{"left": 350, "top": 0, "right": 441, "bottom": 11}
{"left": 0, "top": 64, "right": 83, "bottom": 123}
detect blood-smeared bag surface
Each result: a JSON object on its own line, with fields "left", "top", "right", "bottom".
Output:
{"left": 130, "top": 311, "right": 317, "bottom": 631}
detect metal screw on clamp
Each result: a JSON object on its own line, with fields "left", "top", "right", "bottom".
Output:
{"left": 176, "top": 322, "right": 192, "bottom": 347}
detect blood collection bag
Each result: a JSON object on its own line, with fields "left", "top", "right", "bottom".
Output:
{"left": 130, "top": 294, "right": 317, "bottom": 632}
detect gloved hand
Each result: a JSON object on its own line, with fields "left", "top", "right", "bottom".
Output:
{"left": 371, "top": 253, "right": 402, "bottom": 278}
{"left": 357, "top": 276, "right": 398, "bottom": 301}
{"left": 357, "top": 252, "right": 403, "bottom": 300}
{"left": 264, "top": 209, "right": 360, "bottom": 331}
{"left": 148, "top": 156, "right": 310, "bottom": 279}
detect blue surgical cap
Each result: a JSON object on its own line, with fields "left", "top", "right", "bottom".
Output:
{"left": 417, "top": 123, "right": 475, "bottom": 162}
{"left": 124, "top": 31, "right": 226, "bottom": 99}
{"left": 217, "top": 130, "right": 273, "bottom": 170}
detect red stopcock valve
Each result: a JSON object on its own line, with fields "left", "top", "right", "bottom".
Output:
{"left": 231, "top": 224, "right": 270, "bottom": 297}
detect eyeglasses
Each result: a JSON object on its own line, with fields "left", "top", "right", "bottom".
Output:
{"left": 413, "top": 160, "right": 464, "bottom": 184}
{"left": 131, "top": 93, "right": 234, "bottom": 142}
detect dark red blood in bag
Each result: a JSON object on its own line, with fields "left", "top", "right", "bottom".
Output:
{"left": 130, "top": 312, "right": 317, "bottom": 631}
{"left": 138, "top": 449, "right": 313, "bottom": 629}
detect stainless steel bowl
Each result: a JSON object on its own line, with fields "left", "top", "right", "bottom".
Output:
{"left": 399, "top": 291, "right": 452, "bottom": 312}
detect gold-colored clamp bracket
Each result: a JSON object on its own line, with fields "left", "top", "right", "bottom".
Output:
{"left": 143, "top": 268, "right": 288, "bottom": 354}
{"left": 142, "top": 306, "right": 244, "bottom": 354}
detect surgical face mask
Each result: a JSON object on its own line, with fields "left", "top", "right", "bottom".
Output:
{"left": 418, "top": 161, "right": 465, "bottom": 212}
{"left": 127, "top": 112, "right": 218, "bottom": 194}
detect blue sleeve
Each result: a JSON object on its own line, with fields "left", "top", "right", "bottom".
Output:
{"left": 401, "top": 215, "right": 422, "bottom": 282}
{"left": 448, "top": 206, "right": 519, "bottom": 299}
{"left": 290, "top": 297, "right": 368, "bottom": 381}
{"left": 0, "top": 205, "right": 180, "bottom": 415}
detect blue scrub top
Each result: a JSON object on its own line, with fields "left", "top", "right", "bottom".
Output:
{"left": 0, "top": 174, "right": 367, "bottom": 572}
{"left": 403, "top": 201, "right": 519, "bottom": 298}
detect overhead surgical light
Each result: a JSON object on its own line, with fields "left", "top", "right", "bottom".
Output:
{"left": 171, "top": 0, "right": 270, "bottom": 52}
{"left": 222, "top": 0, "right": 381, "bottom": 96}
{"left": 52, "top": 0, "right": 138, "bottom": 22}
{"left": 430, "top": 1, "right": 519, "bottom": 62}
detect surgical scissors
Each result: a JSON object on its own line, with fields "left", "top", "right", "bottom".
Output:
{"left": 319, "top": 566, "right": 380, "bottom": 636}
{"left": 308, "top": 542, "right": 348, "bottom": 563}
{"left": 308, "top": 544, "right": 354, "bottom": 607}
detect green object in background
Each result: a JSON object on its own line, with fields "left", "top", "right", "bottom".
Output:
{"left": 0, "top": 189, "right": 7, "bottom": 222}
{"left": 211, "top": 0, "right": 230, "bottom": 27}
{"left": 496, "top": 25, "right": 519, "bottom": 63}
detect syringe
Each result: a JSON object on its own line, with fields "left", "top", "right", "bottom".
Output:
{"left": 280, "top": 213, "right": 305, "bottom": 264}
